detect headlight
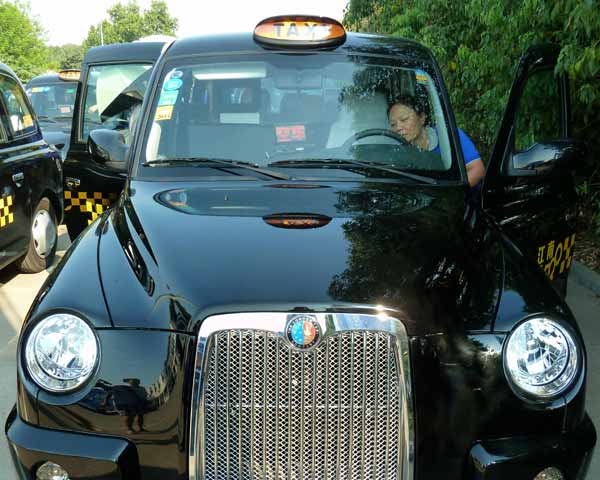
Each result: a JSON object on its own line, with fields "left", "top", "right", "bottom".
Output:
{"left": 504, "top": 317, "right": 579, "bottom": 399}
{"left": 25, "top": 313, "right": 99, "bottom": 392}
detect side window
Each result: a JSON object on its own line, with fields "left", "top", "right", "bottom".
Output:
{"left": 514, "top": 69, "right": 562, "bottom": 152}
{"left": 81, "top": 63, "right": 152, "bottom": 145}
{"left": 0, "top": 74, "right": 36, "bottom": 138}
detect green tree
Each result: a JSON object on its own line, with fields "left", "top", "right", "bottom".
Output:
{"left": 552, "top": 0, "right": 600, "bottom": 136}
{"left": 48, "top": 44, "right": 84, "bottom": 71}
{"left": 142, "top": 0, "right": 178, "bottom": 37}
{"left": 0, "top": 1, "right": 52, "bottom": 81}
{"left": 83, "top": 0, "right": 178, "bottom": 50}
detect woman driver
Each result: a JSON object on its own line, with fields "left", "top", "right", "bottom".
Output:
{"left": 388, "top": 95, "right": 485, "bottom": 187}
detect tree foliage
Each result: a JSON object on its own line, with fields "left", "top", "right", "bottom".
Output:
{"left": 83, "top": 0, "right": 178, "bottom": 50}
{"left": 48, "top": 44, "right": 84, "bottom": 71}
{"left": 0, "top": 1, "right": 52, "bottom": 81}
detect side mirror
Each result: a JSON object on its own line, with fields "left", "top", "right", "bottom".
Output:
{"left": 511, "top": 139, "right": 589, "bottom": 175}
{"left": 43, "top": 131, "right": 71, "bottom": 162}
{"left": 88, "top": 129, "right": 128, "bottom": 171}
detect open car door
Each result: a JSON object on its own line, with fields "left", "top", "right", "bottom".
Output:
{"left": 482, "top": 44, "right": 586, "bottom": 297}
{"left": 63, "top": 42, "right": 167, "bottom": 240}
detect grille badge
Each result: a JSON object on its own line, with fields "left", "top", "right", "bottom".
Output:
{"left": 285, "top": 315, "right": 321, "bottom": 349}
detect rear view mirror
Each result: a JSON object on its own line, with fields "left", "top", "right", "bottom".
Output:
{"left": 511, "top": 139, "right": 588, "bottom": 175}
{"left": 88, "top": 129, "right": 128, "bottom": 171}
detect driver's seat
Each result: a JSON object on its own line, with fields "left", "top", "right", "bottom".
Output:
{"left": 326, "top": 91, "right": 393, "bottom": 148}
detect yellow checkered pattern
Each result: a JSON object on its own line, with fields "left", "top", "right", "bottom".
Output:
{"left": 0, "top": 195, "right": 14, "bottom": 228}
{"left": 64, "top": 191, "right": 118, "bottom": 225}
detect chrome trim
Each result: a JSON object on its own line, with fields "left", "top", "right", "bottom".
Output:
{"left": 0, "top": 139, "right": 47, "bottom": 156}
{"left": 189, "top": 312, "right": 414, "bottom": 480}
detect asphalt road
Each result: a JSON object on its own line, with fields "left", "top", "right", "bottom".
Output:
{"left": 0, "top": 230, "right": 598, "bottom": 478}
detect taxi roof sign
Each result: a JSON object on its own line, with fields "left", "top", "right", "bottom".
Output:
{"left": 58, "top": 69, "right": 80, "bottom": 81}
{"left": 254, "top": 15, "right": 346, "bottom": 48}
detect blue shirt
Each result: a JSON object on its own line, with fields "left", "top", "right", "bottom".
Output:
{"left": 429, "top": 127, "right": 480, "bottom": 164}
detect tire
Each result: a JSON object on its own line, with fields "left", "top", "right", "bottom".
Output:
{"left": 17, "top": 197, "right": 58, "bottom": 273}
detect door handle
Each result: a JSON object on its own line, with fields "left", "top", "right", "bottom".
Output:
{"left": 12, "top": 172, "right": 24, "bottom": 187}
{"left": 66, "top": 177, "right": 81, "bottom": 189}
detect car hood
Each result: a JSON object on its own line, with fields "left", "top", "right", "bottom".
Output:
{"left": 99, "top": 180, "right": 503, "bottom": 335}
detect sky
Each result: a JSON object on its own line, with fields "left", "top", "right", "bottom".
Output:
{"left": 27, "top": 0, "right": 350, "bottom": 46}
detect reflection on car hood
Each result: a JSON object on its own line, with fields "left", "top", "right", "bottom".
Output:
{"left": 99, "top": 180, "right": 502, "bottom": 335}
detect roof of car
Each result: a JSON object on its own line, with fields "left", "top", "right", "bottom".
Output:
{"left": 26, "top": 73, "right": 72, "bottom": 85}
{"left": 164, "top": 32, "right": 434, "bottom": 64}
{"left": 83, "top": 41, "right": 168, "bottom": 65}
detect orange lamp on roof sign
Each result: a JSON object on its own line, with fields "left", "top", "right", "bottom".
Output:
{"left": 58, "top": 69, "right": 80, "bottom": 81}
{"left": 254, "top": 15, "right": 346, "bottom": 48}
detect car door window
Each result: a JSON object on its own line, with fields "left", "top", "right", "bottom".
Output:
{"left": 81, "top": 63, "right": 152, "bottom": 145}
{"left": 0, "top": 74, "right": 36, "bottom": 138}
{"left": 514, "top": 68, "right": 562, "bottom": 152}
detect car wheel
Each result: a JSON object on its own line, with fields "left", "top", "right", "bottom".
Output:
{"left": 17, "top": 197, "right": 58, "bottom": 273}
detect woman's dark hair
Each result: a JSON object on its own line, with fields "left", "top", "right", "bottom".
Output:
{"left": 387, "top": 94, "right": 427, "bottom": 117}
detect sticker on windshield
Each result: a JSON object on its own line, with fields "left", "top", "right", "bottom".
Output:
{"left": 23, "top": 115, "right": 33, "bottom": 128}
{"left": 276, "top": 125, "right": 306, "bottom": 143}
{"left": 169, "top": 70, "right": 184, "bottom": 79}
{"left": 31, "top": 86, "right": 50, "bottom": 93}
{"left": 155, "top": 105, "right": 173, "bottom": 121}
{"left": 164, "top": 78, "right": 183, "bottom": 91}
{"left": 158, "top": 89, "right": 179, "bottom": 106}
{"left": 415, "top": 69, "right": 428, "bottom": 84}
{"left": 59, "top": 106, "right": 72, "bottom": 114}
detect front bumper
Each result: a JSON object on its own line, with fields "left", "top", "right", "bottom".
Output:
{"left": 468, "top": 413, "right": 596, "bottom": 479}
{"left": 6, "top": 405, "right": 596, "bottom": 479}
{"left": 5, "top": 406, "right": 139, "bottom": 479}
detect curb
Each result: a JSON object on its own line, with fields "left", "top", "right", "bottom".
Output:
{"left": 571, "top": 261, "right": 600, "bottom": 295}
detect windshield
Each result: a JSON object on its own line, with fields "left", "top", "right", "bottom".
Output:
{"left": 26, "top": 82, "right": 76, "bottom": 121}
{"left": 139, "top": 54, "right": 459, "bottom": 182}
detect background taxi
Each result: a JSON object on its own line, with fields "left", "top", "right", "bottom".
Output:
{"left": 25, "top": 70, "right": 79, "bottom": 162}
{"left": 0, "top": 63, "right": 62, "bottom": 273}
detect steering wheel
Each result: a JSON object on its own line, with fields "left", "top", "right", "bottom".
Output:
{"left": 341, "top": 128, "right": 412, "bottom": 151}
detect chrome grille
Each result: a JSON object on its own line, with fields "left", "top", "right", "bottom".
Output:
{"left": 198, "top": 327, "right": 406, "bottom": 480}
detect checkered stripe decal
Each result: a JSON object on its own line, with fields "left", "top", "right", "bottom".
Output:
{"left": 0, "top": 195, "right": 14, "bottom": 228}
{"left": 64, "top": 191, "right": 118, "bottom": 225}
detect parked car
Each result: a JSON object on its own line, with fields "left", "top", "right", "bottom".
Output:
{"left": 0, "top": 63, "right": 63, "bottom": 273}
{"left": 61, "top": 41, "right": 166, "bottom": 240}
{"left": 25, "top": 70, "right": 79, "bottom": 161}
{"left": 5, "top": 16, "right": 596, "bottom": 480}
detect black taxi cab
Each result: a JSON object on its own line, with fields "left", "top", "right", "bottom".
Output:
{"left": 0, "top": 63, "right": 63, "bottom": 273}
{"left": 25, "top": 70, "right": 80, "bottom": 161}
{"left": 5, "top": 16, "right": 596, "bottom": 480}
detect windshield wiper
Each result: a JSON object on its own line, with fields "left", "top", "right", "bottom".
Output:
{"left": 142, "top": 157, "right": 292, "bottom": 180}
{"left": 268, "top": 159, "right": 437, "bottom": 185}
{"left": 37, "top": 115, "right": 57, "bottom": 123}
